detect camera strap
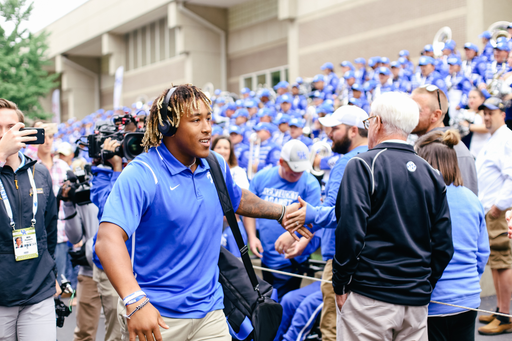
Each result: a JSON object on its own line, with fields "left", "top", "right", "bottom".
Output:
{"left": 0, "top": 167, "right": 38, "bottom": 230}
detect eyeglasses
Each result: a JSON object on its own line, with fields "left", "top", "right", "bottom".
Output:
{"left": 420, "top": 84, "right": 442, "bottom": 113}
{"left": 363, "top": 116, "right": 378, "bottom": 130}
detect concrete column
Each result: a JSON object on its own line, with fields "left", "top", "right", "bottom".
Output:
{"left": 287, "top": 19, "right": 299, "bottom": 83}
{"left": 102, "top": 33, "right": 126, "bottom": 76}
{"left": 466, "top": 0, "right": 484, "bottom": 46}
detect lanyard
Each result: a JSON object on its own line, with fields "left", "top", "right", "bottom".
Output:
{"left": 0, "top": 168, "right": 37, "bottom": 230}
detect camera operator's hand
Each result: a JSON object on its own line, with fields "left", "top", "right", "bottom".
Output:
{"left": 60, "top": 181, "right": 72, "bottom": 200}
{"left": 103, "top": 138, "right": 123, "bottom": 172}
{"left": 126, "top": 299, "right": 168, "bottom": 341}
{"left": 0, "top": 123, "right": 37, "bottom": 162}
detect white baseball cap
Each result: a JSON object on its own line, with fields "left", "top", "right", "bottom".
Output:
{"left": 280, "top": 140, "right": 311, "bottom": 172}
{"left": 57, "top": 142, "right": 74, "bottom": 156}
{"left": 318, "top": 105, "right": 368, "bottom": 128}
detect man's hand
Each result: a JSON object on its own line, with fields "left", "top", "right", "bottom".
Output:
{"left": 285, "top": 237, "right": 310, "bottom": 259}
{"left": 61, "top": 181, "right": 72, "bottom": 199}
{"left": 0, "top": 123, "right": 37, "bottom": 161}
{"left": 126, "top": 301, "right": 168, "bottom": 341}
{"left": 275, "top": 231, "right": 296, "bottom": 255}
{"left": 103, "top": 138, "right": 123, "bottom": 172}
{"left": 282, "top": 197, "right": 313, "bottom": 239}
{"left": 506, "top": 210, "right": 512, "bottom": 239}
{"left": 54, "top": 280, "right": 62, "bottom": 297}
{"left": 336, "top": 293, "right": 348, "bottom": 311}
{"left": 248, "top": 235, "right": 264, "bottom": 258}
{"left": 489, "top": 205, "right": 501, "bottom": 219}
{"left": 478, "top": 83, "right": 487, "bottom": 91}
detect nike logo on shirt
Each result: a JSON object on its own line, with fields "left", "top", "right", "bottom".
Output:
{"left": 170, "top": 185, "right": 180, "bottom": 191}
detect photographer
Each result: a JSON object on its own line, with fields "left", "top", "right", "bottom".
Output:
{"left": 61, "top": 161, "right": 102, "bottom": 341}
{"left": 89, "top": 137, "right": 128, "bottom": 341}
{"left": 0, "top": 99, "right": 59, "bottom": 340}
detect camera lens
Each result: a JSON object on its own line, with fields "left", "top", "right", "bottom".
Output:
{"left": 123, "top": 133, "right": 144, "bottom": 160}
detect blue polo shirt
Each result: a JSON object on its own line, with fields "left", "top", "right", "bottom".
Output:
{"left": 249, "top": 167, "right": 321, "bottom": 269}
{"left": 100, "top": 144, "right": 242, "bottom": 319}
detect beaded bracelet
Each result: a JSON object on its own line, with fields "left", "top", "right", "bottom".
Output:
{"left": 123, "top": 298, "right": 150, "bottom": 320}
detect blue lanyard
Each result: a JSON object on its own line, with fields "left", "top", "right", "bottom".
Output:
{"left": 0, "top": 168, "right": 38, "bottom": 230}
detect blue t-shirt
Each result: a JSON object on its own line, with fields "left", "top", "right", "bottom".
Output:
{"left": 100, "top": 144, "right": 242, "bottom": 319}
{"left": 249, "top": 167, "right": 321, "bottom": 269}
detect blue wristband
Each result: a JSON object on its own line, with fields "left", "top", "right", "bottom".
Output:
{"left": 123, "top": 290, "right": 146, "bottom": 306}
{"left": 125, "top": 295, "right": 146, "bottom": 306}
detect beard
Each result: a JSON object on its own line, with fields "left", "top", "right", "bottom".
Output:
{"left": 332, "top": 133, "right": 352, "bottom": 155}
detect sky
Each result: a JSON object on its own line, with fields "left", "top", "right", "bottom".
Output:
{"left": 1, "top": 0, "right": 89, "bottom": 34}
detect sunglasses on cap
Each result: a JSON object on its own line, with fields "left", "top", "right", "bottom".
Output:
{"left": 419, "top": 84, "right": 442, "bottom": 113}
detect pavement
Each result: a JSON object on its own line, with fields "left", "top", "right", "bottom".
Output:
{"left": 56, "top": 295, "right": 511, "bottom": 341}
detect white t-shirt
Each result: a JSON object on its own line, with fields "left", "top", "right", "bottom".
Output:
{"left": 469, "top": 113, "right": 491, "bottom": 159}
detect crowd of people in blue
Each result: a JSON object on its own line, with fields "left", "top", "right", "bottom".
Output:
{"left": 2, "top": 24, "right": 512, "bottom": 341}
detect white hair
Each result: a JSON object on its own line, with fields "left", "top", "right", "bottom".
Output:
{"left": 370, "top": 92, "right": 419, "bottom": 136}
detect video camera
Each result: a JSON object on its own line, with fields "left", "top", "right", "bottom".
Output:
{"left": 84, "top": 120, "right": 144, "bottom": 161}
{"left": 55, "top": 275, "right": 74, "bottom": 328}
{"left": 58, "top": 167, "right": 92, "bottom": 206}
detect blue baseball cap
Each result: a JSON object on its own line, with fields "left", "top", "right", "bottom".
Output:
{"left": 479, "top": 31, "right": 492, "bottom": 39}
{"left": 354, "top": 57, "right": 366, "bottom": 65}
{"left": 348, "top": 97, "right": 361, "bottom": 106}
{"left": 343, "top": 70, "right": 356, "bottom": 79}
{"left": 443, "top": 39, "right": 456, "bottom": 51}
{"left": 312, "top": 74, "right": 326, "bottom": 83}
{"left": 296, "top": 77, "right": 303, "bottom": 84}
{"left": 244, "top": 99, "right": 258, "bottom": 108}
{"left": 235, "top": 99, "right": 243, "bottom": 107}
{"left": 312, "top": 90, "right": 325, "bottom": 100}
{"left": 229, "top": 125, "right": 242, "bottom": 135}
{"left": 274, "top": 113, "right": 290, "bottom": 125}
{"left": 368, "top": 57, "right": 380, "bottom": 67}
{"left": 364, "top": 80, "right": 378, "bottom": 91}
{"left": 214, "top": 89, "right": 222, "bottom": 96}
{"left": 423, "top": 44, "right": 434, "bottom": 52}
{"left": 399, "top": 50, "right": 409, "bottom": 57}
{"left": 257, "top": 108, "right": 275, "bottom": 118}
{"left": 380, "top": 57, "right": 390, "bottom": 64}
{"left": 418, "top": 56, "right": 435, "bottom": 65}
{"left": 259, "top": 89, "right": 271, "bottom": 97}
{"left": 241, "top": 87, "right": 250, "bottom": 95}
{"left": 397, "top": 57, "right": 407, "bottom": 65}
{"left": 212, "top": 125, "right": 223, "bottom": 136}
{"left": 340, "top": 61, "right": 354, "bottom": 69}
{"left": 233, "top": 108, "right": 249, "bottom": 118}
{"left": 321, "top": 62, "right": 334, "bottom": 70}
{"left": 464, "top": 42, "right": 479, "bottom": 52}
{"left": 316, "top": 103, "right": 334, "bottom": 114}
{"left": 97, "top": 108, "right": 105, "bottom": 114}
{"left": 378, "top": 67, "right": 391, "bottom": 75}
{"left": 478, "top": 97, "right": 504, "bottom": 111}
{"left": 274, "top": 81, "right": 289, "bottom": 90}
{"left": 496, "top": 42, "right": 510, "bottom": 52}
{"left": 226, "top": 103, "right": 237, "bottom": 111}
{"left": 291, "top": 83, "right": 300, "bottom": 88}
{"left": 351, "top": 83, "right": 363, "bottom": 92}
{"left": 390, "top": 61, "right": 400, "bottom": 68}
{"left": 253, "top": 122, "right": 275, "bottom": 133}
{"left": 289, "top": 117, "right": 305, "bottom": 128}
{"left": 497, "top": 37, "right": 509, "bottom": 45}
{"left": 216, "top": 97, "right": 226, "bottom": 104}
{"left": 280, "top": 94, "right": 292, "bottom": 103}
{"left": 447, "top": 57, "right": 462, "bottom": 65}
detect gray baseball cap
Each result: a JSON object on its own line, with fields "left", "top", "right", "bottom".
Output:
{"left": 281, "top": 140, "right": 311, "bottom": 172}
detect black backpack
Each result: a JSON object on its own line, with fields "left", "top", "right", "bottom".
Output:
{"left": 207, "top": 152, "right": 283, "bottom": 341}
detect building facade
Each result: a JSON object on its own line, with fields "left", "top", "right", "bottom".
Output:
{"left": 40, "top": 0, "right": 511, "bottom": 120}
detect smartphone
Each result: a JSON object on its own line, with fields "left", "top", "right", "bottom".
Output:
{"left": 20, "top": 127, "right": 45, "bottom": 145}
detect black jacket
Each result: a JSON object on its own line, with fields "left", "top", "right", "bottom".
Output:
{"left": 333, "top": 142, "right": 453, "bottom": 306}
{"left": 0, "top": 156, "right": 58, "bottom": 307}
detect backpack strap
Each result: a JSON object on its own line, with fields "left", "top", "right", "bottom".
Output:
{"left": 206, "top": 152, "right": 261, "bottom": 296}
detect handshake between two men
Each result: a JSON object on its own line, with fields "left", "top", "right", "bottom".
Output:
{"left": 244, "top": 197, "right": 311, "bottom": 260}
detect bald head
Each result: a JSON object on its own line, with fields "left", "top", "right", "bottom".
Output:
{"left": 410, "top": 87, "right": 449, "bottom": 136}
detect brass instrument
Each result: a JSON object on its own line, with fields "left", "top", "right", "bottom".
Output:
{"left": 432, "top": 26, "right": 452, "bottom": 58}
{"left": 308, "top": 141, "right": 332, "bottom": 177}
{"left": 487, "top": 69, "right": 506, "bottom": 97}
{"left": 488, "top": 21, "right": 511, "bottom": 48}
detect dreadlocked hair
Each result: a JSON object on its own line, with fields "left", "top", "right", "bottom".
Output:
{"left": 142, "top": 84, "right": 212, "bottom": 152}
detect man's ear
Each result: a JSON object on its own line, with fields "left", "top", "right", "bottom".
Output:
{"left": 431, "top": 109, "right": 443, "bottom": 123}
{"left": 349, "top": 125, "right": 358, "bottom": 139}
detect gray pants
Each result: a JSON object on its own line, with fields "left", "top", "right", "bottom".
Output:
{"left": 0, "top": 297, "right": 56, "bottom": 341}
{"left": 337, "top": 292, "right": 428, "bottom": 341}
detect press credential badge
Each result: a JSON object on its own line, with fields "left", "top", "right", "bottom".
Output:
{"left": 13, "top": 227, "right": 38, "bottom": 261}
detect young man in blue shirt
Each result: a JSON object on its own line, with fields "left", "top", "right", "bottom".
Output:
{"left": 244, "top": 140, "right": 321, "bottom": 301}
{"left": 95, "top": 85, "right": 311, "bottom": 341}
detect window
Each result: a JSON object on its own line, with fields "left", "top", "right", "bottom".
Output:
{"left": 239, "top": 66, "right": 288, "bottom": 92}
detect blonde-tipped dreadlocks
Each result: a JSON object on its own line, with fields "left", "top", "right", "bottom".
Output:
{"left": 142, "top": 84, "right": 212, "bottom": 152}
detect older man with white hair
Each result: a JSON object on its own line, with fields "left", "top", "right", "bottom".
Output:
{"left": 331, "top": 92, "right": 453, "bottom": 341}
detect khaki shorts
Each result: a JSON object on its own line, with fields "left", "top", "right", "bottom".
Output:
{"left": 486, "top": 209, "right": 512, "bottom": 269}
